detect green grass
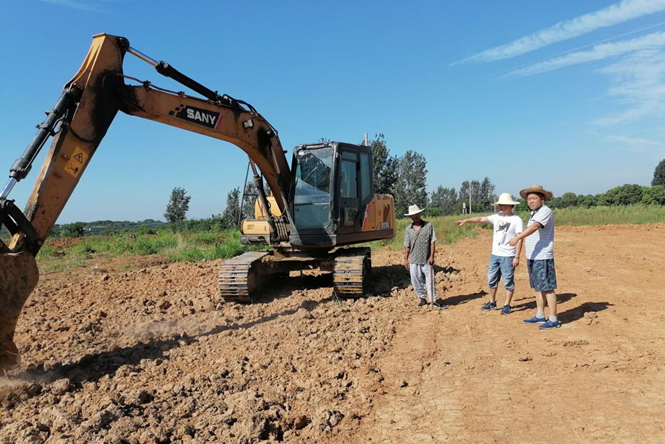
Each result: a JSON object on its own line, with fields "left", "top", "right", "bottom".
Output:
{"left": 36, "top": 229, "right": 257, "bottom": 272}
{"left": 513, "top": 204, "right": 665, "bottom": 226}
{"left": 33, "top": 205, "right": 665, "bottom": 274}
{"left": 367, "top": 214, "right": 482, "bottom": 251}
{"left": 550, "top": 204, "right": 665, "bottom": 226}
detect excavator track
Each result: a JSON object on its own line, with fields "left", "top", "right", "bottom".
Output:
{"left": 333, "top": 247, "right": 371, "bottom": 297}
{"left": 218, "top": 251, "right": 271, "bottom": 303}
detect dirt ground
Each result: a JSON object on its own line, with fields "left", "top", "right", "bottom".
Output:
{"left": 1, "top": 224, "right": 664, "bottom": 444}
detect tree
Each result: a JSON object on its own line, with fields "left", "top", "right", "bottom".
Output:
{"left": 577, "top": 194, "right": 597, "bottom": 208}
{"left": 603, "top": 184, "right": 643, "bottom": 206}
{"left": 242, "top": 182, "right": 259, "bottom": 219}
{"left": 394, "top": 150, "right": 428, "bottom": 217}
{"left": 221, "top": 187, "right": 241, "bottom": 229}
{"left": 430, "top": 186, "right": 458, "bottom": 215}
{"left": 241, "top": 179, "right": 272, "bottom": 218}
{"left": 478, "top": 177, "right": 497, "bottom": 212}
{"left": 62, "top": 222, "right": 85, "bottom": 238}
{"left": 164, "top": 187, "right": 191, "bottom": 223}
{"left": 369, "top": 134, "right": 399, "bottom": 196}
{"left": 653, "top": 159, "right": 665, "bottom": 186}
{"left": 515, "top": 199, "right": 529, "bottom": 213}
{"left": 642, "top": 185, "right": 665, "bottom": 205}
{"left": 560, "top": 192, "right": 578, "bottom": 208}
{"left": 548, "top": 196, "right": 563, "bottom": 209}
{"left": 459, "top": 178, "right": 496, "bottom": 213}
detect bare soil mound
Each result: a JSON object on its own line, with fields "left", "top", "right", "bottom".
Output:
{"left": 2, "top": 224, "right": 664, "bottom": 443}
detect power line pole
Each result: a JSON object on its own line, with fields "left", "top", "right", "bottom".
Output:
{"left": 469, "top": 183, "right": 472, "bottom": 214}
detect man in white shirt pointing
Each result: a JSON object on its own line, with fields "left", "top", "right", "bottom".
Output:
{"left": 457, "top": 193, "right": 524, "bottom": 315}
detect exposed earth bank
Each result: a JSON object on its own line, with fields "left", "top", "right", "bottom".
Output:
{"left": 2, "top": 224, "right": 664, "bottom": 443}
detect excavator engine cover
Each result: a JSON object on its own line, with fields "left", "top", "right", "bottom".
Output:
{"left": 0, "top": 252, "right": 39, "bottom": 371}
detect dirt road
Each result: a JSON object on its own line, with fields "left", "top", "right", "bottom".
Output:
{"left": 1, "top": 225, "right": 664, "bottom": 443}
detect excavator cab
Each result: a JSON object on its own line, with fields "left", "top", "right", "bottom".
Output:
{"left": 290, "top": 142, "right": 393, "bottom": 249}
{"left": 240, "top": 141, "right": 396, "bottom": 250}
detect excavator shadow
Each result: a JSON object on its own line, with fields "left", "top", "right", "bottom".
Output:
{"left": 15, "top": 296, "right": 336, "bottom": 385}
{"left": 251, "top": 272, "right": 335, "bottom": 304}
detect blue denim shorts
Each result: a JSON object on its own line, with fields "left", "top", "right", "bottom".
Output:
{"left": 527, "top": 259, "right": 557, "bottom": 292}
{"left": 487, "top": 254, "right": 515, "bottom": 290}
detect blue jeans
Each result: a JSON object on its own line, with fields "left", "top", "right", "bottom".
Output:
{"left": 487, "top": 254, "right": 515, "bottom": 291}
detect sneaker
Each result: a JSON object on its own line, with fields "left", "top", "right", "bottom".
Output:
{"left": 500, "top": 305, "right": 511, "bottom": 315}
{"left": 523, "top": 316, "right": 547, "bottom": 324}
{"left": 418, "top": 299, "right": 427, "bottom": 307}
{"left": 539, "top": 320, "right": 561, "bottom": 329}
{"left": 481, "top": 301, "right": 497, "bottom": 311}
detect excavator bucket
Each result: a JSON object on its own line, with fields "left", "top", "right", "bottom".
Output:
{"left": 0, "top": 252, "right": 39, "bottom": 372}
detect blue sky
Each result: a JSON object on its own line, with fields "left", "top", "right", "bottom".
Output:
{"left": 2, "top": 0, "right": 665, "bottom": 223}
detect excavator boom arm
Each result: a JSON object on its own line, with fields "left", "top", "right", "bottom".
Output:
{"left": 4, "top": 33, "right": 291, "bottom": 252}
{"left": 0, "top": 33, "right": 292, "bottom": 370}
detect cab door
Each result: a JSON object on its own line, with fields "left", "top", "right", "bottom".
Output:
{"left": 337, "top": 149, "right": 359, "bottom": 234}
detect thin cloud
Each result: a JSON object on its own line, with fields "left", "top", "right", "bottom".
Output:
{"left": 454, "top": 0, "right": 665, "bottom": 64}
{"left": 594, "top": 48, "right": 665, "bottom": 125}
{"left": 39, "top": 0, "right": 111, "bottom": 12}
{"left": 504, "top": 31, "right": 665, "bottom": 78}
{"left": 604, "top": 135, "right": 665, "bottom": 149}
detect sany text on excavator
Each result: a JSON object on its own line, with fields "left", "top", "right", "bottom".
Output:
{"left": 0, "top": 34, "right": 396, "bottom": 371}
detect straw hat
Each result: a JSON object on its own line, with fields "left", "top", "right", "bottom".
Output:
{"left": 492, "top": 193, "right": 520, "bottom": 206}
{"left": 519, "top": 185, "right": 553, "bottom": 201}
{"left": 404, "top": 205, "right": 425, "bottom": 216}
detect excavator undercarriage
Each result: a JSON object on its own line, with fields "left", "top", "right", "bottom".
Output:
{"left": 218, "top": 247, "right": 371, "bottom": 302}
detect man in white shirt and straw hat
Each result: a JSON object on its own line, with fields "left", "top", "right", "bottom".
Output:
{"left": 456, "top": 193, "right": 524, "bottom": 315}
{"left": 509, "top": 185, "right": 560, "bottom": 330}
{"left": 403, "top": 204, "right": 443, "bottom": 307}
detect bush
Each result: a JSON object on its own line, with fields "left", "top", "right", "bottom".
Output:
{"left": 641, "top": 185, "right": 665, "bottom": 205}
{"left": 135, "top": 224, "right": 156, "bottom": 235}
{"left": 61, "top": 222, "right": 85, "bottom": 238}
{"left": 603, "top": 184, "right": 643, "bottom": 206}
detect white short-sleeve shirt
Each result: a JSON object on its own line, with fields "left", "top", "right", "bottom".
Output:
{"left": 486, "top": 213, "right": 524, "bottom": 257}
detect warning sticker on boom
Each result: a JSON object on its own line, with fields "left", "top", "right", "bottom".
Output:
{"left": 64, "top": 147, "right": 89, "bottom": 178}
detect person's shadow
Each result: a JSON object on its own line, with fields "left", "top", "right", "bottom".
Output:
{"left": 443, "top": 291, "right": 487, "bottom": 306}
{"left": 368, "top": 264, "right": 462, "bottom": 296}
{"left": 511, "top": 292, "right": 578, "bottom": 312}
{"left": 557, "top": 301, "right": 612, "bottom": 324}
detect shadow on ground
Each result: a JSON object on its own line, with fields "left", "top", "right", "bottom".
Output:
{"left": 444, "top": 291, "right": 487, "bottom": 306}
{"left": 558, "top": 301, "right": 613, "bottom": 324}
{"left": 511, "top": 293, "right": 578, "bottom": 312}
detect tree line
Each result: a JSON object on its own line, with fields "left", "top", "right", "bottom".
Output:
{"left": 161, "top": 140, "right": 665, "bottom": 228}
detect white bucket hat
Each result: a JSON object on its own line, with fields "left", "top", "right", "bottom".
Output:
{"left": 404, "top": 205, "right": 425, "bottom": 216}
{"left": 493, "top": 193, "right": 520, "bottom": 206}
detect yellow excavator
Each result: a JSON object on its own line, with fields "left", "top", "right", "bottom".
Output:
{"left": 0, "top": 34, "right": 396, "bottom": 371}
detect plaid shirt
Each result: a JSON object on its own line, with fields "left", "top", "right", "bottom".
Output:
{"left": 403, "top": 221, "right": 437, "bottom": 265}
